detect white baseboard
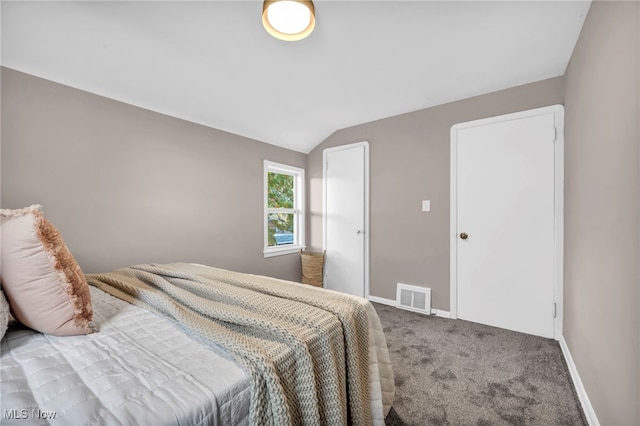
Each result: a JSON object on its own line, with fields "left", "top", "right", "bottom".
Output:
{"left": 431, "top": 309, "right": 451, "bottom": 318}
{"left": 367, "top": 295, "right": 396, "bottom": 306}
{"left": 367, "top": 295, "right": 450, "bottom": 318}
{"left": 558, "top": 335, "right": 600, "bottom": 426}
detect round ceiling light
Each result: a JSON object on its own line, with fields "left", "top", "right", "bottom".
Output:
{"left": 262, "top": 0, "right": 315, "bottom": 41}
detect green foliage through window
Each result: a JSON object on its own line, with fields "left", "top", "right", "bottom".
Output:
{"left": 268, "top": 172, "right": 294, "bottom": 208}
{"left": 267, "top": 172, "right": 295, "bottom": 247}
{"left": 268, "top": 213, "right": 294, "bottom": 247}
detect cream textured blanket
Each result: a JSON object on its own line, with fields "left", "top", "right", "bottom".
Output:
{"left": 86, "top": 263, "right": 373, "bottom": 426}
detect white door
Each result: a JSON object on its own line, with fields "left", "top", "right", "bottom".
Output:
{"left": 451, "top": 106, "right": 563, "bottom": 338}
{"left": 323, "top": 142, "right": 369, "bottom": 297}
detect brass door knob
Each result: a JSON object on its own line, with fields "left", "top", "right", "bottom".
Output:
{"left": 460, "top": 232, "right": 468, "bottom": 240}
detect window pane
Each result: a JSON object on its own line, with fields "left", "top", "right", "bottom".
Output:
{"left": 268, "top": 213, "right": 294, "bottom": 247}
{"left": 268, "top": 172, "right": 294, "bottom": 209}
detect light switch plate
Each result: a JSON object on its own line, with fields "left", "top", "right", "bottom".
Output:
{"left": 422, "top": 200, "right": 431, "bottom": 212}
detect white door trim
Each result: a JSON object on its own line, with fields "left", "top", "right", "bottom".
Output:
{"left": 449, "top": 105, "right": 564, "bottom": 339}
{"left": 323, "top": 141, "right": 370, "bottom": 299}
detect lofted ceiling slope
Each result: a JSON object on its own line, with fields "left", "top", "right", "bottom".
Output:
{"left": 1, "top": 1, "right": 590, "bottom": 153}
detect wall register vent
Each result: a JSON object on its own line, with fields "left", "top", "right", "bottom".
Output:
{"left": 396, "top": 283, "right": 431, "bottom": 315}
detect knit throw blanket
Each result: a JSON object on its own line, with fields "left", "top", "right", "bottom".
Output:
{"left": 86, "top": 263, "right": 372, "bottom": 426}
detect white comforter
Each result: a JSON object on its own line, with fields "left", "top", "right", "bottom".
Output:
{"left": 1, "top": 282, "right": 394, "bottom": 425}
{"left": 1, "top": 287, "right": 250, "bottom": 426}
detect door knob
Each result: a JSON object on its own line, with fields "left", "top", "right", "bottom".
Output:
{"left": 356, "top": 230, "right": 362, "bottom": 234}
{"left": 460, "top": 232, "right": 468, "bottom": 240}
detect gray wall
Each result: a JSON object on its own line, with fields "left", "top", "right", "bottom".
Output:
{"left": 1, "top": 68, "right": 306, "bottom": 281}
{"left": 307, "top": 77, "right": 564, "bottom": 308}
{"left": 564, "top": 2, "right": 640, "bottom": 425}
{"left": 5, "top": 6, "right": 639, "bottom": 421}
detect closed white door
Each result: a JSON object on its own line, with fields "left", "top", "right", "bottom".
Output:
{"left": 452, "top": 107, "right": 562, "bottom": 338}
{"left": 323, "top": 143, "right": 369, "bottom": 297}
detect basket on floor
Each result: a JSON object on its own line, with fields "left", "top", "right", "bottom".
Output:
{"left": 300, "top": 250, "right": 325, "bottom": 287}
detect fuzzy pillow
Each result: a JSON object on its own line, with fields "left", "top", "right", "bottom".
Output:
{"left": 0, "top": 287, "right": 9, "bottom": 340}
{"left": 0, "top": 205, "right": 95, "bottom": 336}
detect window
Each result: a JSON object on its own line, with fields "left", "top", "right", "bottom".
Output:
{"left": 264, "top": 160, "right": 305, "bottom": 257}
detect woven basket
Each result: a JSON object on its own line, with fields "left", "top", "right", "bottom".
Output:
{"left": 301, "top": 250, "right": 325, "bottom": 287}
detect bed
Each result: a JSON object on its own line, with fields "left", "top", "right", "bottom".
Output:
{"left": 0, "top": 262, "right": 395, "bottom": 425}
{"left": 1, "top": 283, "right": 251, "bottom": 425}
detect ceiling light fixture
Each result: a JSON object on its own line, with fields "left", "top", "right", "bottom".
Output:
{"left": 262, "top": 0, "right": 315, "bottom": 41}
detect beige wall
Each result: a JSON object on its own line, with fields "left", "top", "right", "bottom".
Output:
{"left": 1, "top": 68, "right": 306, "bottom": 281}
{"left": 564, "top": 2, "right": 640, "bottom": 425}
{"left": 307, "top": 77, "right": 564, "bottom": 308}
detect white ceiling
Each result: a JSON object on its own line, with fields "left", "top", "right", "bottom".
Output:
{"left": 1, "top": 1, "right": 590, "bottom": 153}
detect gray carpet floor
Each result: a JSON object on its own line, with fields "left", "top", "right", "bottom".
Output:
{"left": 373, "top": 302, "right": 587, "bottom": 426}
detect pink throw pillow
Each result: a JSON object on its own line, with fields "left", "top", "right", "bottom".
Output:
{"left": 0, "top": 205, "right": 95, "bottom": 335}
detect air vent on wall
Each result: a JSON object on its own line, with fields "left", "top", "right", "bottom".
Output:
{"left": 396, "top": 283, "right": 431, "bottom": 315}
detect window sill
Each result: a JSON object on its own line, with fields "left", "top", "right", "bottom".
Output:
{"left": 263, "top": 245, "right": 306, "bottom": 258}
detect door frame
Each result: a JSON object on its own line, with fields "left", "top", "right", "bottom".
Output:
{"left": 449, "top": 105, "right": 564, "bottom": 339}
{"left": 323, "top": 141, "right": 370, "bottom": 299}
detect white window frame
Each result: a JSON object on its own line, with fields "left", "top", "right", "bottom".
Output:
{"left": 263, "top": 160, "right": 305, "bottom": 258}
